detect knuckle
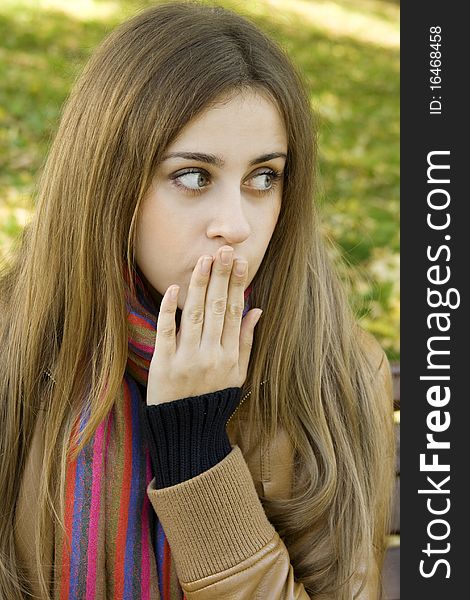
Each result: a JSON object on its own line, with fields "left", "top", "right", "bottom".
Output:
{"left": 215, "top": 263, "right": 231, "bottom": 276}
{"left": 212, "top": 297, "right": 227, "bottom": 315}
{"left": 200, "top": 355, "right": 215, "bottom": 370}
{"left": 177, "top": 368, "right": 192, "bottom": 383}
{"left": 242, "top": 335, "right": 253, "bottom": 348}
{"left": 195, "top": 354, "right": 215, "bottom": 373}
{"left": 221, "top": 354, "right": 237, "bottom": 369}
{"left": 227, "top": 301, "right": 244, "bottom": 319}
{"left": 232, "top": 278, "right": 245, "bottom": 287}
{"left": 158, "top": 326, "right": 174, "bottom": 339}
{"left": 193, "top": 277, "right": 207, "bottom": 288}
{"left": 188, "top": 307, "right": 204, "bottom": 324}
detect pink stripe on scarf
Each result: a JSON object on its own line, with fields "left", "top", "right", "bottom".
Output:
{"left": 114, "top": 384, "right": 133, "bottom": 598}
{"left": 86, "top": 419, "right": 106, "bottom": 598}
{"left": 130, "top": 338, "right": 155, "bottom": 354}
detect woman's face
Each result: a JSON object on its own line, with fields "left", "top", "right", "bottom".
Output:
{"left": 135, "top": 89, "right": 287, "bottom": 309}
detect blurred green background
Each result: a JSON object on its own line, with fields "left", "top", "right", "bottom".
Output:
{"left": 0, "top": 0, "right": 399, "bottom": 359}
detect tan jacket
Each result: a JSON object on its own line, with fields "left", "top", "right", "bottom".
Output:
{"left": 14, "top": 333, "right": 392, "bottom": 599}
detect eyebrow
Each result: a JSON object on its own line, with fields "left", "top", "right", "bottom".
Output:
{"left": 161, "top": 151, "right": 287, "bottom": 168}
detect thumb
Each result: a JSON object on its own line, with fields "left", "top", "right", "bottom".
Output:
{"left": 239, "top": 308, "right": 263, "bottom": 373}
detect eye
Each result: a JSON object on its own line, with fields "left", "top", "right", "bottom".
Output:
{"left": 171, "top": 168, "right": 209, "bottom": 194}
{"left": 247, "top": 169, "right": 283, "bottom": 195}
{"left": 250, "top": 173, "right": 271, "bottom": 190}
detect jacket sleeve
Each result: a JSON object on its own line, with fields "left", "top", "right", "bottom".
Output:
{"left": 146, "top": 443, "right": 311, "bottom": 599}
{"left": 142, "top": 387, "right": 243, "bottom": 488}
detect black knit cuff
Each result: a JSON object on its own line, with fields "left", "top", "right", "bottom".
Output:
{"left": 142, "top": 387, "right": 242, "bottom": 489}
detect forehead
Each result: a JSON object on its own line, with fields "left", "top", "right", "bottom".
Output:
{"left": 167, "top": 89, "right": 287, "bottom": 153}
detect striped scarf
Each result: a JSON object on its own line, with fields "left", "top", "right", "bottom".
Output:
{"left": 56, "top": 264, "right": 252, "bottom": 599}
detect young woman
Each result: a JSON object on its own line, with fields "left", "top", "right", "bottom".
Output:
{"left": 0, "top": 2, "right": 395, "bottom": 599}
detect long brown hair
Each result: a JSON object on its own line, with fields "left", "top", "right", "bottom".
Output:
{"left": 0, "top": 2, "right": 394, "bottom": 598}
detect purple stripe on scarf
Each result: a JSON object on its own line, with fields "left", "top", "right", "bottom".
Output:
{"left": 123, "top": 380, "right": 143, "bottom": 598}
{"left": 141, "top": 448, "right": 152, "bottom": 600}
{"left": 70, "top": 410, "right": 89, "bottom": 598}
{"left": 156, "top": 519, "right": 165, "bottom": 599}
{"left": 77, "top": 434, "right": 94, "bottom": 593}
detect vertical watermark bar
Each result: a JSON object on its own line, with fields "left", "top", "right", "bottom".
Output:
{"left": 401, "top": 3, "right": 467, "bottom": 598}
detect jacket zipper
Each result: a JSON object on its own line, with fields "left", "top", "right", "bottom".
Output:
{"left": 226, "top": 379, "right": 268, "bottom": 425}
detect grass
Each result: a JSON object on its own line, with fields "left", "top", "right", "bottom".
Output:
{"left": 0, "top": 0, "right": 400, "bottom": 359}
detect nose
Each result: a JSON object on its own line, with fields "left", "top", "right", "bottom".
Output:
{"left": 206, "top": 188, "right": 251, "bottom": 245}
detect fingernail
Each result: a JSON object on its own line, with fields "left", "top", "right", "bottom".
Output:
{"left": 201, "top": 256, "right": 212, "bottom": 274}
{"left": 221, "top": 249, "right": 233, "bottom": 265}
{"left": 255, "top": 309, "right": 263, "bottom": 323}
{"left": 170, "top": 286, "right": 179, "bottom": 300}
{"left": 234, "top": 260, "right": 247, "bottom": 276}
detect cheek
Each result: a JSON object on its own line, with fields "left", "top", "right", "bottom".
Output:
{"left": 135, "top": 198, "right": 170, "bottom": 277}
{"left": 252, "top": 200, "right": 280, "bottom": 264}
{"left": 135, "top": 199, "right": 196, "bottom": 280}
{"left": 135, "top": 212, "right": 157, "bottom": 262}
{"left": 137, "top": 195, "right": 184, "bottom": 252}
{"left": 262, "top": 196, "right": 282, "bottom": 237}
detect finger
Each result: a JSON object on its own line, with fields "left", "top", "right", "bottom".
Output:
{"left": 178, "top": 254, "right": 214, "bottom": 349}
{"left": 155, "top": 285, "right": 179, "bottom": 357}
{"left": 200, "top": 245, "right": 234, "bottom": 347}
{"left": 221, "top": 258, "right": 248, "bottom": 349}
{"left": 238, "top": 309, "right": 263, "bottom": 374}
